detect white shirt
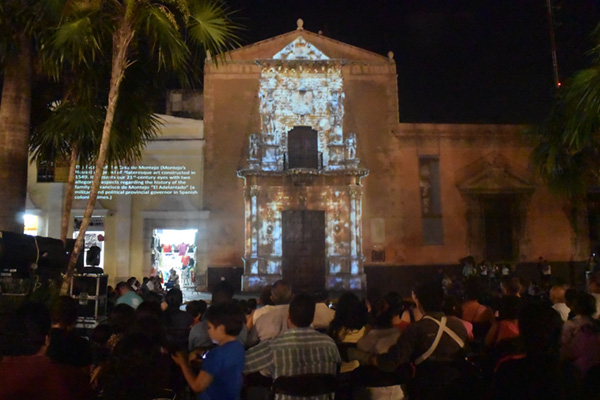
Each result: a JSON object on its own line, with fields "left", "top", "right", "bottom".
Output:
{"left": 252, "top": 305, "right": 276, "bottom": 324}
{"left": 312, "top": 303, "right": 335, "bottom": 330}
{"left": 552, "top": 302, "right": 570, "bottom": 322}
{"left": 254, "top": 305, "right": 290, "bottom": 341}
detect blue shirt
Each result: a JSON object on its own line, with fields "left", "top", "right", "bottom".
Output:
{"left": 189, "top": 319, "right": 248, "bottom": 350}
{"left": 115, "top": 291, "right": 142, "bottom": 309}
{"left": 200, "top": 340, "right": 245, "bottom": 400}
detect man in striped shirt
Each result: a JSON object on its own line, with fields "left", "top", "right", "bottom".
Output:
{"left": 244, "top": 292, "right": 341, "bottom": 382}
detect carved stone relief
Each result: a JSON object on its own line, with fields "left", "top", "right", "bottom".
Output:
{"left": 238, "top": 37, "right": 368, "bottom": 291}
{"left": 272, "top": 36, "right": 330, "bottom": 61}
{"left": 257, "top": 63, "right": 347, "bottom": 170}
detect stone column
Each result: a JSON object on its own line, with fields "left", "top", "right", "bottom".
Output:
{"left": 349, "top": 186, "right": 360, "bottom": 275}
{"left": 243, "top": 186, "right": 259, "bottom": 275}
{"left": 250, "top": 185, "right": 259, "bottom": 258}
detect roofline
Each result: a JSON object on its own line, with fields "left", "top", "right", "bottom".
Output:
{"left": 220, "top": 29, "right": 390, "bottom": 62}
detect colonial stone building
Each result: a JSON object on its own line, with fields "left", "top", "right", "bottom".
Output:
{"left": 21, "top": 21, "right": 588, "bottom": 294}
{"left": 203, "top": 20, "right": 584, "bottom": 293}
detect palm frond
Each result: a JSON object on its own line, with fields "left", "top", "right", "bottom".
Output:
{"left": 562, "top": 67, "right": 600, "bottom": 150}
{"left": 187, "top": 0, "right": 241, "bottom": 56}
{"left": 30, "top": 100, "right": 104, "bottom": 167}
{"left": 136, "top": 3, "right": 189, "bottom": 71}
{"left": 52, "top": 15, "right": 104, "bottom": 67}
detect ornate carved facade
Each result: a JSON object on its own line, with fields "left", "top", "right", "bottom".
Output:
{"left": 237, "top": 37, "right": 368, "bottom": 291}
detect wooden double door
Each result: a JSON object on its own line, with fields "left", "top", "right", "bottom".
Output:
{"left": 282, "top": 210, "right": 325, "bottom": 293}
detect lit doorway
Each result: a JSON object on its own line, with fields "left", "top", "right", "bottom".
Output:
{"left": 24, "top": 214, "right": 39, "bottom": 236}
{"left": 152, "top": 229, "right": 197, "bottom": 287}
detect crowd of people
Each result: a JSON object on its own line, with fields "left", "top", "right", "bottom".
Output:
{"left": 3, "top": 269, "right": 600, "bottom": 399}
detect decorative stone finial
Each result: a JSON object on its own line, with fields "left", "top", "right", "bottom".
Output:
{"left": 297, "top": 18, "right": 304, "bottom": 30}
{"left": 388, "top": 51, "right": 394, "bottom": 61}
{"left": 206, "top": 49, "right": 212, "bottom": 61}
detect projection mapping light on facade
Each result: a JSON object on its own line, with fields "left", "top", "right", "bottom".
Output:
{"left": 238, "top": 36, "right": 369, "bottom": 292}
{"left": 272, "top": 36, "right": 330, "bottom": 61}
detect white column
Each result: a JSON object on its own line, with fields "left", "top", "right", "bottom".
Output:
{"left": 250, "top": 185, "right": 259, "bottom": 257}
{"left": 115, "top": 195, "right": 132, "bottom": 279}
{"left": 349, "top": 186, "right": 358, "bottom": 274}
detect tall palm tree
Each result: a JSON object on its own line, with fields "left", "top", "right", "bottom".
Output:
{"left": 51, "top": 0, "right": 239, "bottom": 294}
{"left": 530, "top": 22, "right": 600, "bottom": 258}
{"left": 30, "top": 52, "right": 165, "bottom": 244}
{"left": 0, "top": 0, "right": 62, "bottom": 232}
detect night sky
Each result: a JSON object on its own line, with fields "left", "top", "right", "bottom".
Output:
{"left": 225, "top": 0, "right": 600, "bottom": 124}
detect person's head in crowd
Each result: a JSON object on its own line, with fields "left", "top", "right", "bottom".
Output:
{"left": 413, "top": 280, "right": 445, "bottom": 313}
{"left": 205, "top": 302, "right": 246, "bottom": 339}
{"left": 271, "top": 280, "right": 293, "bottom": 305}
{"left": 463, "top": 278, "right": 485, "bottom": 301}
{"left": 518, "top": 302, "right": 562, "bottom": 356}
{"left": 370, "top": 297, "right": 390, "bottom": 321}
{"left": 588, "top": 271, "right": 600, "bottom": 294}
{"left": 127, "top": 276, "right": 139, "bottom": 290}
{"left": 549, "top": 285, "right": 567, "bottom": 305}
{"left": 211, "top": 281, "right": 235, "bottom": 305}
{"left": 258, "top": 284, "right": 274, "bottom": 306}
{"left": 136, "top": 301, "right": 163, "bottom": 320}
{"left": 99, "top": 332, "right": 164, "bottom": 400}
{"left": 238, "top": 299, "right": 249, "bottom": 314}
{"left": 383, "top": 291, "right": 403, "bottom": 312}
{"left": 498, "top": 295, "right": 521, "bottom": 320}
{"left": 50, "top": 295, "right": 79, "bottom": 330}
{"left": 1, "top": 302, "right": 51, "bottom": 356}
{"left": 116, "top": 281, "right": 132, "bottom": 296}
{"left": 501, "top": 276, "right": 522, "bottom": 296}
{"left": 366, "top": 287, "right": 382, "bottom": 313}
{"left": 186, "top": 300, "right": 207, "bottom": 325}
{"left": 142, "top": 277, "right": 149, "bottom": 285}
{"left": 565, "top": 288, "right": 578, "bottom": 310}
{"left": 136, "top": 315, "right": 166, "bottom": 348}
{"left": 144, "top": 289, "right": 164, "bottom": 303}
{"left": 165, "top": 288, "right": 184, "bottom": 311}
{"left": 331, "top": 292, "right": 367, "bottom": 331}
{"left": 372, "top": 305, "right": 395, "bottom": 329}
{"left": 91, "top": 323, "right": 112, "bottom": 347}
{"left": 109, "top": 303, "right": 136, "bottom": 335}
{"left": 313, "top": 289, "right": 329, "bottom": 304}
{"left": 288, "top": 293, "right": 316, "bottom": 328}
{"left": 442, "top": 295, "right": 462, "bottom": 318}
{"left": 573, "top": 291, "right": 597, "bottom": 318}
{"left": 247, "top": 298, "right": 258, "bottom": 312}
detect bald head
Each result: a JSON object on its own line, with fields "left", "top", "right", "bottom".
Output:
{"left": 271, "top": 280, "right": 292, "bottom": 305}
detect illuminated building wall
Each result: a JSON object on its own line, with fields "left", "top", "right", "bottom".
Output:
{"left": 203, "top": 25, "right": 393, "bottom": 291}
{"left": 204, "top": 23, "right": 579, "bottom": 294}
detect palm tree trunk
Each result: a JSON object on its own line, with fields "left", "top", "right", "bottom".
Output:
{"left": 60, "top": 143, "right": 79, "bottom": 243}
{"left": 0, "top": 33, "right": 32, "bottom": 233}
{"left": 60, "top": 21, "right": 134, "bottom": 295}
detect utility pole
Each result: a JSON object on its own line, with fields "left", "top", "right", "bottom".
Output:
{"left": 545, "top": 0, "right": 561, "bottom": 88}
